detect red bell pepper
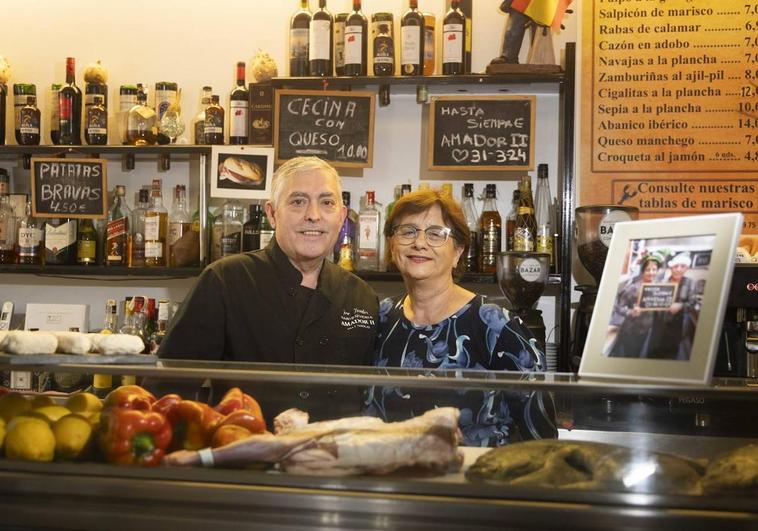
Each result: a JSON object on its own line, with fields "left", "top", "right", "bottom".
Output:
{"left": 152, "top": 394, "right": 182, "bottom": 417}
{"left": 159, "top": 399, "right": 224, "bottom": 451}
{"left": 216, "top": 409, "right": 266, "bottom": 435}
{"left": 214, "top": 387, "right": 264, "bottom": 421}
{"left": 103, "top": 385, "right": 156, "bottom": 411}
{"left": 98, "top": 408, "right": 172, "bottom": 467}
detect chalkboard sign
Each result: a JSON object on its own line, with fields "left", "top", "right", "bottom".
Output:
{"left": 637, "top": 283, "right": 678, "bottom": 311}
{"left": 31, "top": 157, "right": 107, "bottom": 219}
{"left": 274, "top": 89, "right": 375, "bottom": 168}
{"left": 428, "top": 96, "right": 535, "bottom": 171}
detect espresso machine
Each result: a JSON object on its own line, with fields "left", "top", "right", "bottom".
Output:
{"left": 713, "top": 264, "right": 758, "bottom": 378}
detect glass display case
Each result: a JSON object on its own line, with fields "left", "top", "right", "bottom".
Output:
{"left": 1, "top": 359, "right": 757, "bottom": 530}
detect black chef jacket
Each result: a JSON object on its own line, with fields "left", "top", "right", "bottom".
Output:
{"left": 157, "top": 239, "right": 379, "bottom": 420}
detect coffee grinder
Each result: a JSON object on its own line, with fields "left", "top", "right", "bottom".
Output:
{"left": 496, "top": 251, "right": 550, "bottom": 352}
{"left": 714, "top": 263, "right": 758, "bottom": 378}
{"left": 571, "top": 205, "right": 639, "bottom": 370}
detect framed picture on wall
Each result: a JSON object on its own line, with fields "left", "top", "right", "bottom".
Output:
{"left": 210, "top": 146, "right": 274, "bottom": 200}
{"left": 579, "top": 213, "right": 743, "bottom": 385}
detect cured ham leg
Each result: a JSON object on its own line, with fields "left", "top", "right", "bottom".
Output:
{"left": 165, "top": 408, "right": 463, "bottom": 476}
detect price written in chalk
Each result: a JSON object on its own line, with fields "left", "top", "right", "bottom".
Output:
{"left": 428, "top": 95, "right": 535, "bottom": 171}
{"left": 31, "top": 158, "right": 107, "bottom": 219}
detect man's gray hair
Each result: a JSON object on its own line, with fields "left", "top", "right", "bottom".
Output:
{"left": 270, "top": 156, "right": 343, "bottom": 208}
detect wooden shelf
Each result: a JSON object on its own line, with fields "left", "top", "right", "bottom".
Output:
{"left": 0, "top": 145, "right": 211, "bottom": 157}
{"left": 0, "top": 264, "right": 203, "bottom": 278}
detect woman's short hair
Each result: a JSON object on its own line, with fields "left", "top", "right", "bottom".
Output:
{"left": 383, "top": 188, "right": 471, "bottom": 277}
{"left": 270, "top": 156, "right": 342, "bottom": 208}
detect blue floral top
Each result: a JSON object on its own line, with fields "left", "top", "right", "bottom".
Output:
{"left": 367, "top": 295, "right": 557, "bottom": 447}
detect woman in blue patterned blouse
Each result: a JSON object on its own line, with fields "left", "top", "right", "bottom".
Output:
{"left": 367, "top": 189, "right": 557, "bottom": 447}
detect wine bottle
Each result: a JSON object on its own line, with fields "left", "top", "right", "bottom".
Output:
{"left": 479, "top": 184, "right": 501, "bottom": 274}
{"left": 59, "top": 57, "right": 82, "bottom": 145}
{"left": 400, "top": 0, "right": 424, "bottom": 76}
{"left": 373, "top": 23, "right": 395, "bottom": 76}
{"left": 76, "top": 218, "right": 98, "bottom": 265}
{"left": 229, "top": 62, "right": 249, "bottom": 145}
{"left": 44, "top": 218, "right": 77, "bottom": 265}
{"left": 309, "top": 0, "right": 333, "bottom": 76}
{"left": 461, "top": 183, "right": 479, "bottom": 272}
{"left": 442, "top": 0, "right": 466, "bottom": 75}
{"left": 344, "top": 0, "right": 368, "bottom": 76}
{"left": 290, "top": 0, "right": 311, "bottom": 76}
{"left": 513, "top": 175, "right": 537, "bottom": 252}
{"left": 334, "top": 13, "right": 348, "bottom": 76}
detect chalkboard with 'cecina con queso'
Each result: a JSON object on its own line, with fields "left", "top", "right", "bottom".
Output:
{"left": 31, "top": 157, "right": 108, "bottom": 219}
{"left": 274, "top": 89, "right": 375, "bottom": 168}
{"left": 428, "top": 95, "right": 536, "bottom": 171}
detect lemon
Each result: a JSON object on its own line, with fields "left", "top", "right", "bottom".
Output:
{"left": 0, "top": 392, "right": 31, "bottom": 423}
{"left": 29, "top": 395, "right": 55, "bottom": 409}
{"left": 65, "top": 392, "right": 103, "bottom": 415}
{"left": 53, "top": 414, "right": 93, "bottom": 460}
{"left": 6, "top": 413, "right": 51, "bottom": 432}
{"left": 34, "top": 405, "right": 72, "bottom": 424}
{"left": 5, "top": 418, "right": 56, "bottom": 462}
{"left": 0, "top": 417, "right": 5, "bottom": 450}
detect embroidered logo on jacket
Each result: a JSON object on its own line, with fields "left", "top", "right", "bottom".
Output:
{"left": 340, "top": 308, "right": 375, "bottom": 330}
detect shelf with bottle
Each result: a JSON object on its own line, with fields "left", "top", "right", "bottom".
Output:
{"left": 0, "top": 264, "right": 203, "bottom": 277}
{"left": 0, "top": 145, "right": 211, "bottom": 158}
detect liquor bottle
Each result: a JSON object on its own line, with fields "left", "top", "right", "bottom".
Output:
{"left": 441, "top": 183, "right": 453, "bottom": 198}
{"left": 400, "top": 0, "right": 424, "bottom": 76}
{"left": 118, "top": 85, "right": 139, "bottom": 144}
{"left": 373, "top": 23, "right": 395, "bottom": 76}
{"left": 513, "top": 175, "right": 537, "bottom": 252}
{"left": 119, "top": 296, "right": 147, "bottom": 354}
{"left": 357, "top": 191, "right": 381, "bottom": 271}
{"left": 204, "top": 95, "right": 224, "bottom": 145}
{"left": 423, "top": 13, "right": 436, "bottom": 76}
{"left": 442, "top": 0, "right": 466, "bottom": 75}
{"left": 44, "top": 218, "right": 77, "bottom": 265}
{"left": 129, "top": 188, "right": 150, "bottom": 267}
{"left": 334, "top": 191, "right": 356, "bottom": 263}
{"left": 194, "top": 86, "right": 212, "bottom": 145}
{"left": 168, "top": 185, "right": 191, "bottom": 266}
{"left": 386, "top": 183, "right": 411, "bottom": 220}
{"left": 18, "top": 96, "right": 40, "bottom": 146}
{"left": 334, "top": 13, "right": 348, "bottom": 75}
{"left": 49, "top": 83, "right": 62, "bottom": 145}
{"left": 85, "top": 94, "right": 108, "bottom": 145}
{"left": 106, "top": 185, "right": 131, "bottom": 266}
{"left": 126, "top": 91, "right": 157, "bottom": 145}
{"left": 148, "top": 299, "right": 170, "bottom": 354}
{"left": 260, "top": 209, "right": 275, "bottom": 249}
{"left": 144, "top": 297, "right": 157, "bottom": 341}
{"left": 479, "top": 184, "right": 501, "bottom": 274}
{"left": 0, "top": 188, "right": 18, "bottom": 265}
{"left": 16, "top": 196, "right": 43, "bottom": 265}
{"left": 310, "top": 0, "right": 333, "bottom": 76}
{"left": 290, "top": 0, "right": 311, "bottom": 76}
{"left": 59, "top": 57, "right": 82, "bottom": 145}
{"left": 154, "top": 81, "right": 178, "bottom": 145}
{"left": 0, "top": 83, "right": 6, "bottom": 146}
{"left": 505, "top": 189, "right": 520, "bottom": 251}
{"left": 461, "top": 183, "right": 479, "bottom": 273}
{"left": 534, "top": 163, "right": 554, "bottom": 270}
{"left": 229, "top": 62, "right": 249, "bottom": 145}
{"left": 242, "top": 203, "right": 262, "bottom": 252}
{"left": 220, "top": 200, "right": 244, "bottom": 258}
{"left": 145, "top": 179, "right": 168, "bottom": 267}
{"left": 92, "top": 298, "right": 118, "bottom": 398}
{"left": 76, "top": 218, "right": 98, "bottom": 265}
{"left": 344, "top": 0, "right": 368, "bottom": 76}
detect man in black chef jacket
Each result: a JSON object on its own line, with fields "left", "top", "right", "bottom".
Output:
{"left": 157, "top": 156, "right": 378, "bottom": 420}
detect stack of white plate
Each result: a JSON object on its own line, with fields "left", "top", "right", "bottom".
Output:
{"left": 545, "top": 343, "right": 558, "bottom": 372}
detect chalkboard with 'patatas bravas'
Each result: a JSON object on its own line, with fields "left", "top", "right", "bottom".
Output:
{"left": 428, "top": 95, "right": 535, "bottom": 171}
{"left": 274, "top": 89, "right": 375, "bottom": 168}
{"left": 31, "top": 157, "right": 108, "bottom": 219}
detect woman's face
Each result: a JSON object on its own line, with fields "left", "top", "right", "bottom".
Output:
{"left": 642, "top": 261, "right": 659, "bottom": 283}
{"left": 390, "top": 204, "right": 464, "bottom": 283}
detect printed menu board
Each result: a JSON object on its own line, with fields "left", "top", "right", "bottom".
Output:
{"left": 580, "top": 0, "right": 758, "bottom": 233}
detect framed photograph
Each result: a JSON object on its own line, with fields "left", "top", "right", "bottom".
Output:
{"left": 579, "top": 213, "right": 743, "bottom": 385}
{"left": 210, "top": 146, "right": 274, "bottom": 200}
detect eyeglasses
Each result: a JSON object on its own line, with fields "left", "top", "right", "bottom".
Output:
{"left": 392, "top": 224, "right": 453, "bottom": 247}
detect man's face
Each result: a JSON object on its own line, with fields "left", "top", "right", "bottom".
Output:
{"left": 671, "top": 263, "right": 688, "bottom": 282}
{"left": 265, "top": 170, "right": 346, "bottom": 267}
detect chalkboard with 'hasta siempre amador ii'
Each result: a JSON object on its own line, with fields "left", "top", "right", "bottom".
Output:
{"left": 31, "top": 157, "right": 107, "bottom": 219}
{"left": 428, "top": 95, "right": 535, "bottom": 171}
{"left": 274, "top": 89, "right": 375, "bottom": 168}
